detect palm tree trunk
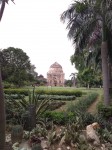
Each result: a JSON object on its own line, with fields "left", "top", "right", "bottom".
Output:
{"left": 108, "top": 63, "right": 112, "bottom": 96}
{"left": 0, "top": 69, "right": 6, "bottom": 149}
{"left": 101, "top": 41, "right": 110, "bottom": 106}
{"left": 0, "top": 1, "right": 6, "bottom": 149}
{"left": 0, "top": 0, "right": 5, "bottom": 21}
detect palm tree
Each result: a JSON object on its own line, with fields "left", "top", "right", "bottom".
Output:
{"left": 61, "top": 0, "right": 112, "bottom": 106}
{"left": 70, "top": 73, "right": 77, "bottom": 87}
{"left": 0, "top": 0, "right": 14, "bottom": 149}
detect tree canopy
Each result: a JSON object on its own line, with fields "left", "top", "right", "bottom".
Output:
{"left": 61, "top": 0, "right": 112, "bottom": 105}
{"left": 0, "top": 47, "right": 37, "bottom": 87}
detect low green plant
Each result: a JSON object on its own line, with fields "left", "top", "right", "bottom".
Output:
{"left": 66, "top": 93, "right": 98, "bottom": 128}
{"left": 68, "top": 93, "right": 98, "bottom": 112}
{"left": 11, "top": 125, "right": 23, "bottom": 144}
{"left": 97, "top": 105, "right": 112, "bottom": 119}
{"left": 44, "top": 111, "right": 75, "bottom": 125}
{"left": 5, "top": 88, "right": 51, "bottom": 130}
{"left": 98, "top": 127, "right": 112, "bottom": 143}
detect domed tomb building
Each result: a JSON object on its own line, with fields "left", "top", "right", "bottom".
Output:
{"left": 47, "top": 62, "right": 65, "bottom": 86}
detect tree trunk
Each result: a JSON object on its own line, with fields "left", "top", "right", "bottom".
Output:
{"left": 0, "top": 1, "right": 6, "bottom": 149}
{"left": 108, "top": 63, "right": 112, "bottom": 97}
{"left": 29, "top": 104, "right": 36, "bottom": 130}
{"left": 101, "top": 41, "right": 110, "bottom": 106}
{"left": 0, "top": 69, "right": 6, "bottom": 149}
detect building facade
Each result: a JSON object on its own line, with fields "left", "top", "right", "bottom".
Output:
{"left": 47, "top": 62, "right": 65, "bottom": 86}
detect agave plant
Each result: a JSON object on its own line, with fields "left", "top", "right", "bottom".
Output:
{"left": 6, "top": 87, "right": 51, "bottom": 130}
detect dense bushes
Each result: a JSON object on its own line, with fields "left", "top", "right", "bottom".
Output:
{"left": 35, "top": 89, "right": 82, "bottom": 96}
{"left": 67, "top": 92, "right": 98, "bottom": 112}
{"left": 38, "top": 95, "right": 76, "bottom": 101}
{"left": 4, "top": 89, "right": 29, "bottom": 96}
{"left": 44, "top": 111, "right": 74, "bottom": 125}
{"left": 97, "top": 103, "right": 112, "bottom": 119}
{"left": 4, "top": 88, "right": 82, "bottom": 97}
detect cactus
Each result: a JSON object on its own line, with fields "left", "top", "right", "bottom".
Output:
{"left": 11, "top": 125, "right": 23, "bottom": 144}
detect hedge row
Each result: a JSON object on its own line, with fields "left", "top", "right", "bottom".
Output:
{"left": 5, "top": 94, "right": 76, "bottom": 101}
{"left": 35, "top": 89, "right": 82, "bottom": 96}
{"left": 67, "top": 92, "right": 98, "bottom": 112}
{"left": 4, "top": 89, "right": 29, "bottom": 96}
{"left": 39, "top": 95, "right": 76, "bottom": 101}
{"left": 4, "top": 89, "right": 82, "bottom": 97}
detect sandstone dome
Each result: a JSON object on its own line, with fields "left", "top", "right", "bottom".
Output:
{"left": 48, "top": 62, "right": 63, "bottom": 74}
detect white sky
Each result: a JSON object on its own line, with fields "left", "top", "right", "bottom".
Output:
{"left": 0, "top": 0, "right": 77, "bottom": 79}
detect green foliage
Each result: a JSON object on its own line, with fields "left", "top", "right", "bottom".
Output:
{"left": 43, "top": 111, "right": 75, "bottom": 125}
{"left": 68, "top": 93, "right": 98, "bottom": 112}
{"left": 11, "top": 125, "right": 23, "bottom": 143}
{"left": 5, "top": 88, "right": 51, "bottom": 130}
{"left": 35, "top": 89, "right": 82, "bottom": 97}
{"left": 64, "top": 79, "right": 73, "bottom": 87}
{"left": 97, "top": 105, "right": 112, "bottom": 119}
{"left": 38, "top": 95, "right": 76, "bottom": 101}
{"left": 4, "top": 88, "right": 82, "bottom": 98}
{"left": 4, "top": 89, "right": 29, "bottom": 96}
{"left": 48, "top": 101, "right": 66, "bottom": 111}
{"left": 98, "top": 128, "right": 112, "bottom": 143}
{"left": 3, "top": 82, "right": 13, "bottom": 89}
{"left": 1, "top": 47, "right": 37, "bottom": 87}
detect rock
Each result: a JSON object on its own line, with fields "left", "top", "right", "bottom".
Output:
{"left": 6, "top": 134, "right": 11, "bottom": 143}
{"left": 59, "top": 135, "right": 65, "bottom": 146}
{"left": 41, "top": 140, "right": 49, "bottom": 149}
{"left": 57, "top": 148, "right": 62, "bottom": 150}
{"left": 86, "top": 124, "right": 100, "bottom": 145}
{"left": 70, "top": 141, "right": 76, "bottom": 148}
{"left": 12, "top": 142, "right": 20, "bottom": 149}
{"left": 92, "top": 122, "right": 100, "bottom": 129}
{"left": 67, "top": 146, "right": 71, "bottom": 150}
{"left": 93, "top": 141, "right": 100, "bottom": 147}
{"left": 19, "top": 141, "right": 31, "bottom": 150}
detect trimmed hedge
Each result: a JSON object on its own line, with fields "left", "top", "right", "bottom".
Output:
{"left": 4, "top": 88, "right": 82, "bottom": 97}
{"left": 39, "top": 95, "right": 76, "bottom": 101}
{"left": 35, "top": 89, "right": 82, "bottom": 97}
{"left": 4, "top": 89, "right": 29, "bottom": 96}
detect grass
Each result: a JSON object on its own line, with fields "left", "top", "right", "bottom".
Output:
{"left": 20, "top": 86, "right": 103, "bottom": 113}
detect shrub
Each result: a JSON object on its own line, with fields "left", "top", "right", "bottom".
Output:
{"left": 48, "top": 101, "right": 66, "bottom": 110}
{"left": 35, "top": 89, "right": 82, "bottom": 97}
{"left": 97, "top": 105, "right": 112, "bottom": 119}
{"left": 67, "top": 93, "right": 98, "bottom": 112}
{"left": 43, "top": 111, "right": 75, "bottom": 125}
{"left": 38, "top": 95, "right": 76, "bottom": 101}
{"left": 4, "top": 89, "right": 29, "bottom": 96}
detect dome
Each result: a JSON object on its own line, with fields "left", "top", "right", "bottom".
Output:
{"left": 50, "top": 62, "right": 62, "bottom": 68}
{"left": 48, "top": 62, "right": 63, "bottom": 74}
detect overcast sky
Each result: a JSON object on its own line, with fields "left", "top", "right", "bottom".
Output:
{"left": 0, "top": 0, "right": 77, "bottom": 79}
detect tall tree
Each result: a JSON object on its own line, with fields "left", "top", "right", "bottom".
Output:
{"left": 70, "top": 73, "right": 77, "bottom": 87}
{"left": 1, "top": 47, "right": 32, "bottom": 87}
{"left": 61, "top": 0, "right": 112, "bottom": 106}
{"left": 0, "top": 0, "right": 14, "bottom": 149}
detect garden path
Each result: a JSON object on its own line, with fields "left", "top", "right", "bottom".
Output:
{"left": 87, "top": 96, "right": 100, "bottom": 114}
